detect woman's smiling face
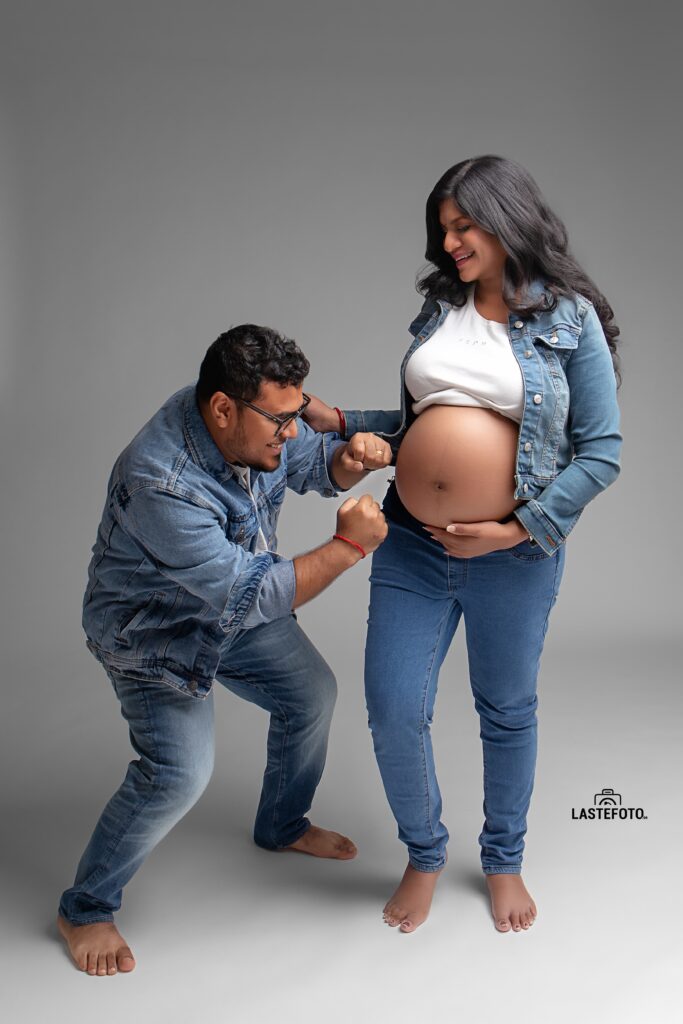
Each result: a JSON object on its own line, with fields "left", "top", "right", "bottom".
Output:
{"left": 439, "top": 198, "right": 508, "bottom": 287}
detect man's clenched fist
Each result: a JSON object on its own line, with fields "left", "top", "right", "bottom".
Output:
{"left": 339, "top": 433, "right": 393, "bottom": 473}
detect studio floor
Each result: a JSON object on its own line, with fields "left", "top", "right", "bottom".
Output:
{"left": 1, "top": 641, "right": 679, "bottom": 1024}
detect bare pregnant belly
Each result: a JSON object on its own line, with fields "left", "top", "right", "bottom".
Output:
{"left": 394, "top": 405, "right": 521, "bottom": 527}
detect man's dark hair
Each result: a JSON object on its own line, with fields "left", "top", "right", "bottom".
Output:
{"left": 196, "top": 324, "right": 310, "bottom": 403}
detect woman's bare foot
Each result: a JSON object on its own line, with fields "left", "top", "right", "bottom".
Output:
{"left": 283, "top": 824, "right": 357, "bottom": 860}
{"left": 57, "top": 915, "right": 136, "bottom": 975}
{"left": 485, "top": 873, "right": 537, "bottom": 932}
{"left": 383, "top": 862, "right": 445, "bottom": 933}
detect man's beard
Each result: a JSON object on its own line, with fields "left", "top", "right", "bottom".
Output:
{"left": 233, "top": 414, "right": 283, "bottom": 472}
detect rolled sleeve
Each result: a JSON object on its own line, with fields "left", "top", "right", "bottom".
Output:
{"left": 116, "top": 484, "right": 296, "bottom": 632}
{"left": 285, "top": 418, "right": 346, "bottom": 497}
{"left": 228, "top": 554, "right": 296, "bottom": 629}
{"left": 341, "top": 408, "right": 402, "bottom": 440}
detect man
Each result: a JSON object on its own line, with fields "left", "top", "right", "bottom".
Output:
{"left": 58, "top": 324, "right": 390, "bottom": 976}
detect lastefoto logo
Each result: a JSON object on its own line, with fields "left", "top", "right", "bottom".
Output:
{"left": 571, "top": 788, "right": 648, "bottom": 821}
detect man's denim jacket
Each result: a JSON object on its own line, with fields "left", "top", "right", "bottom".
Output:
{"left": 341, "top": 283, "right": 622, "bottom": 555}
{"left": 83, "top": 385, "right": 346, "bottom": 699}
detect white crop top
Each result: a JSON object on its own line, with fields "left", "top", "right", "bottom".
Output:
{"left": 404, "top": 287, "right": 525, "bottom": 424}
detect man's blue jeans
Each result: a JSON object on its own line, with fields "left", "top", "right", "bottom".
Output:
{"left": 364, "top": 507, "right": 565, "bottom": 876}
{"left": 59, "top": 614, "right": 336, "bottom": 925}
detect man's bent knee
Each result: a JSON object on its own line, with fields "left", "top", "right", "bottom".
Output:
{"left": 160, "top": 750, "right": 214, "bottom": 812}
{"left": 314, "top": 662, "right": 337, "bottom": 715}
{"left": 298, "top": 661, "right": 337, "bottom": 729}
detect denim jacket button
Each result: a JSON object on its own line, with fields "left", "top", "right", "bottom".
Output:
{"left": 549, "top": 333, "right": 558, "bottom": 344}
{"left": 514, "top": 320, "right": 524, "bottom": 329}
{"left": 523, "top": 483, "right": 529, "bottom": 492}
{"left": 524, "top": 442, "right": 532, "bottom": 452}
{"left": 524, "top": 350, "right": 532, "bottom": 357}
{"left": 533, "top": 394, "right": 542, "bottom": 404}
{"left": 188, "top": 679, "right": 198, "bottom": 693}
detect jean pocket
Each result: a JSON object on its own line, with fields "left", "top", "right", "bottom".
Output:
{"left": 506, "top": 539, "right": 553, "bottom": 562}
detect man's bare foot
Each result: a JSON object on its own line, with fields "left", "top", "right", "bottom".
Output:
{"left": 485, "top": 873, "right": 537, "bottom": 932}
{"left": 282, "top": 824, "right": 357, "bottom": 860}
{"left": 57, "top": 915, "right": 136, "bottom": 975}
{"left": 383, "top": 862, "right": 445, "bottom": 933}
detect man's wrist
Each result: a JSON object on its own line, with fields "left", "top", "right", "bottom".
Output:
{"left": 333, "top": 407, "right": 347, "bottom": 436}
{"left": 330, "top": 535, "right": 365, "bottom": 564}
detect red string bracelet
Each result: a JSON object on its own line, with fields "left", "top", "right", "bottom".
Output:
{"left": 334, "top": 407, "right": 347, "bottom": 436}
{"left": 333, "top": 534, "right": 366, "bottom": 558}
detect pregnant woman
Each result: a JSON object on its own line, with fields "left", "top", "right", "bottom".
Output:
{"left": 305, "top": 155, "right": 622, "bottom": 934}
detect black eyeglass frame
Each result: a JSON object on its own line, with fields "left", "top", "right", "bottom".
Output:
{"left": 224, "top": 392, "right": 311, "bottom": 437}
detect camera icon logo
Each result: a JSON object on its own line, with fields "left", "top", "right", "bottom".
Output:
{"left": 594, "top": 788, "right": 621, "bottom": 807}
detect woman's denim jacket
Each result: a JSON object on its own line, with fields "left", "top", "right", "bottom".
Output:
{"left": 341, "top": 282, "right": 622, "bottom": 555}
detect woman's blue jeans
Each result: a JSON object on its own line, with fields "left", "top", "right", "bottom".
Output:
{"left": 59, "top": 613, "right": 336, "bottom": 925}
{"left": 365, "top": 500, "right": 565, "bottom": 876}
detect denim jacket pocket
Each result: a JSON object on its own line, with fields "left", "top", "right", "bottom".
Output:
{"left": 114, "top": 592, "right": 167, "bottom": 646}
{"left": 225, "top": 513, "right": 252, "bottom": 545}
{"left": 532, "top": 326, "right": 579, "bottom": 376}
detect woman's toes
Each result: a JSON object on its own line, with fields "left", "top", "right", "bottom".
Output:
{"left": 511, "top": 912, "right": 521, "bottom": 931}
{"left": 497, "top": 918, "right": 511, "bottom": 931}
{"left": 87, "top": 951, "right": 98, "bottom": 975}
{"left": 106, "top": 951, "right": 117, "bottom": 975}
{"left": 97, "top": 953, "right": 108, "bottom": 975}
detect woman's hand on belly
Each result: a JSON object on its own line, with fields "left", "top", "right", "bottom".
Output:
{"left": 423, "top": 517, "right": 528, "bottom": 558}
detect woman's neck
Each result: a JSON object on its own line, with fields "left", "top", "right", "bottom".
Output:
{"left": 473, "top": 278, "right": 508, "bottom": 323}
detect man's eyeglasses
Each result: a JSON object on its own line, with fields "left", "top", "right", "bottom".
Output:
{"left": 224, "top": 392, "right": 311, "bottom": 437}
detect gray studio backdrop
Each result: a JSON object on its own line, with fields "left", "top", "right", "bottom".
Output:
{"left": 1, "top": 2, "right": 681, "bottom": 1022}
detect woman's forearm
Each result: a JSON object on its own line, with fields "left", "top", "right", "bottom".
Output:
{"left": 341, "top": 407, "right": 402, "bottom": 439}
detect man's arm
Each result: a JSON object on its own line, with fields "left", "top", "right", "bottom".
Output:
{"left": 292, "top": 538, "right": 362, "bottom": 607}
{"left": 116, "top": 484, "right": 387, "bottom": 631}
{"left": 329, "top": 433, "right": 393, "bottom": 491}
{"left": 292, "top": 495, "right": 387, "bottom": 607}
{"left": 285, "top": 415, "right": 392, "bottom": 495}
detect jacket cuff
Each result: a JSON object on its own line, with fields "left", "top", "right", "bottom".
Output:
{"left": 339, "top": 409, "right": 365, "bottom": 440}
{"left": 513, "top": 502, "right": 565, "bottom": 556}
{"left": 221, "top": 554, "right": 296, "bottom": 631}
{"left": 321, "top": 434, "right": 347, "bottom": 496}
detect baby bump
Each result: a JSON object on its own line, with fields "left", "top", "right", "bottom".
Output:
{"left": 394, "top": 405, "right": 520, "bottom": 527}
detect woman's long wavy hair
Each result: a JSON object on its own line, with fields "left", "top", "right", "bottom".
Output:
{"left": 417, "top": 155, "right": 621, "bottom": 385}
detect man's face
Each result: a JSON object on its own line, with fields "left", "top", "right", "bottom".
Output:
{"left": 204, "top": 380, "right": 304, "bottom": 472}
